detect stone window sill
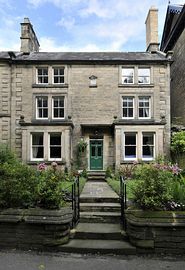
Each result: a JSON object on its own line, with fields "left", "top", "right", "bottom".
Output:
{"left": 32, "top": 84, "right": 68, "bottom": 88}
{"left": 118, "top": 84, "right": 154, "bottom": 88}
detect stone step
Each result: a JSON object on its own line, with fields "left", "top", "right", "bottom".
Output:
{"left": 80, "top": 202, "right": 121, "bottom": 212}
{"left": 80, "top": 211, "right": 121, "bottom": 223}
{"left": 80, "top": 197, "right": 120, "bottom": 203}
{"left": 87, "top": 171, "right": 106, "bottom": 181}
{"left": 74, "top": 223, "right": 127, "bottom": 240}
{"left": 59, "top": 239, "right": 136, "bottom": 255}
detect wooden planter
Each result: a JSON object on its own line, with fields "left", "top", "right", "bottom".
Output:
{"left": 0, "top": 207, "right": 73, "bottom": 250}
{"left": 125, "top": 208, "right": 185, "bottom": 254}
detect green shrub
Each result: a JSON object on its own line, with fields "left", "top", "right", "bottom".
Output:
{"left": 132, "top": 164, "right": 173, "bottom": 210}
{"left": 171, "top": 131, "right": 185, "bottom": 154}
{"left": 36, "top": 169, "right": 66, "bottom": 209}
{"left": 0, "top": 162, "right": 38, "bottom": 208}
{"left": 0, "top": 144, "right": 16, "bottom": 164}
{"left": 170, "top": 175, "right": 185, "bottom": 205}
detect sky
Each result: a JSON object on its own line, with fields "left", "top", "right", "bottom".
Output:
{"left": 0, "top": 0, "right": 184, "bottom": 52}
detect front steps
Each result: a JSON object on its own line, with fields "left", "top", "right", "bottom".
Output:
{"left": 87, "top": 171, "right": 106, "bottom": 181}
{"left": 60, "top": 180, "right": 136, "bottom": 255}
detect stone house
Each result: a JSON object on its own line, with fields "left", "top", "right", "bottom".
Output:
{"left": 160, "top": 4, "right": 185, "bottom": 128}
{"left": 0, "top": 7, "right": 171, "bottom": 171}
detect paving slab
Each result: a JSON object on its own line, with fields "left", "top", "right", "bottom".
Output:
{"left": 80, "top": 181, "right": 119, "bottom": 199}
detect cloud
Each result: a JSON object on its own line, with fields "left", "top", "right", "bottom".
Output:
{"left": 57, "top": 17, "right": 75, "bottom": 30}
{"left": 39, "top": 36, "right": 104, "bottom": 52}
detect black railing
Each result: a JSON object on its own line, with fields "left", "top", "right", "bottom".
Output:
{"left": 62, "top": 175, "right": 80, "bottom": 228}
{"left": 120, "top": 175, "right": 127, "bottom": 230}
{"left": 71, "top": 175, "right": 80, "bottom": 227}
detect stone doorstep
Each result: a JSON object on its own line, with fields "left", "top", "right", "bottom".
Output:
{"left": 59, "top": 239, "right": 136, "bottom": 255}
{"left": 80, "top": 197, "right": 120, "bottom": 203}
{"left": 74, "top": 223, "right": 128, "bottom": 240}
{"left": 80, "top": 211, "right": 121, "bottom": 223}
{"left": 80, "top": 202, "right": 121, "bottom": 212}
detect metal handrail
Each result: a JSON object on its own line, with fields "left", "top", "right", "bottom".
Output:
{"left": 120, "top": 175, "right": 127, "bottom": 230}
{"left": 61, "top": 175, "right": 80, "bottom": 227}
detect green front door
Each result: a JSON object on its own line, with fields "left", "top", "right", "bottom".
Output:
{"left": 90, "top": 140, "right": 103, "bottom": 170}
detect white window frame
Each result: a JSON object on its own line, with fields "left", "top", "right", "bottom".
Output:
{"left": 138, "top": 96, "right": 151, "bottom": 119}
{"left": 52, "top": 67, "right": 65, "bottom": 84}
{"left": 122, "top": 96, "right": 135, "bottom": 119}
{"left": 142, "top": 132, "right": 155, "bottom": 161}
{"left": 122, "top": 67, "right": 134, "bottom": 84}
{"left": 138, "top": 68, "right": 150, "bottom": 84}
{"left": 48, "top": 133, "right": 62, "bottom": 161}
{"left": 36, "top": 67, "right": 49, "bottom": 84}
{"left": 36, "top": 96, "right": 48, "bottom": 119}
{"left": 52, "top": 96, "right": 65, "bottom": 119}
{"left": 124, "top": 132, "right": 137, "bottom": 161}
{"left": 31, "top": 133, "right": 44, "bottom": 161}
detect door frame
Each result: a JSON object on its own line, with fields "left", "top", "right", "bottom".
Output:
{"left": 89, "top": 139, "right": 103, "bottom": 171}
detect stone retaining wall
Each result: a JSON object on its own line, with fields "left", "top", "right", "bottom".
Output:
{"left": 0, "top": 208, "right": 73, "bottom": 250}
{"left": 125, "top": 208, "right": 185, "bottom": 254}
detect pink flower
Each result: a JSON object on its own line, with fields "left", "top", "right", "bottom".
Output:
{"left": 37, "top": 163, "right": 47, "bottom": 171}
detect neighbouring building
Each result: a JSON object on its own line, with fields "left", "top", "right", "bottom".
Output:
{"left": 0, "top": 7, "right": 171, "bottom": 171}
{"left": 160, "top": 3, "right": 185, "bottom": 128}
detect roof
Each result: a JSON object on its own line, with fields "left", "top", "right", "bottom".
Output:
{"left": 0, "top": 51, "right": 168, "bottom": 64}
{"left": 160, "top": 4, "right": 185, "bottom": 52}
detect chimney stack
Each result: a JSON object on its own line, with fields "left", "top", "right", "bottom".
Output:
{"left": 20, "top": 18, "right": 40, "bottom": 53}
{"left": 145, "top": 6, "right": 159, "bottom": 52}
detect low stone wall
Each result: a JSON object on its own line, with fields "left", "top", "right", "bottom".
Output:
{"left": 125, "top": 208, "right": 185, "bottom": 254}
{"left": 0, "top": 208, "right": 73, "bottom": 250}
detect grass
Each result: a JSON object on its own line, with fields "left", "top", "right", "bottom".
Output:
{"left": 106, "top": 177, "right": 141, "bottom": 200}
{"left": 61, "top": 177, "right": 86, "bottom": 194}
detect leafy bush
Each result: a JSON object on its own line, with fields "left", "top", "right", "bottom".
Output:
{"left": 132, "top": 164, "right": 174, "bottom": 210}
{"left": 171, "top": 131, "right": 185, "bottom": 154}
{"left": 36, "top": 169, "right": 66, "bottom": 209}
{"left": 0, "top": 162, "right": 38, "bottom": 208}
{"left": 0, "top": 144, "right": 16, "bottom": 164}
{"left": 0, "top": 145, "right": 79, "bottom": 209}
{"left": 170, "top": 175, "right": 185, "bottom": 206}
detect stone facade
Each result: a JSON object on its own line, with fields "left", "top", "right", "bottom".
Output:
{"left": 0, "top": 9, "right": 171, "bottom": 171}
{"left": 160, "top": 4, "right": 185, "bottom": 127}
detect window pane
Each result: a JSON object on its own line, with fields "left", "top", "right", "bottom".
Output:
{"left": 32, "top": 133, "right": 43, "bottom": 145}
{"left": 142, "top": 133, "right": 154, "bottom": 159}
{"left": 125, "top": 133, "right": 136, "bottom": 159}
{"left": 50, "top": 147, "right": 61, "bottom": 158}
{"left": 53, "top": 68, "right": 65, "bottom": 84}
{"left": 125, "top": 146, "right": 136, "bottom": 157}
{"left": 36, "top": 97, "right": 48, "bottom": 118}
{"left": 138, "top": 68, "right": 150, "bottom": 84}
{"left": 97, "top": 146, "right": 102, "bottom": 157}
{"left": 52, "top": 97, "right": 65, "bottom": 118}
{"left": 59, "top": 109, "right": 64, "bottom": 118}
{"left": 91, "top": 146, "right": 96, "bottom": 156}
{"left": 50, "top": 133, "right": 61, "bottom": 159}
{"left": 128, "top": 108, "right": 133, "bottom": 117}
{"left": 122, "top": 68, "right": 134, "bottom": 84}
{"left": 143, "top": 133, "right": 154, "bottom": 145}
{"left": 50, "top": 134, "right": 61, "bottom": 145}
{"left": 125, "top": 134, "right": 136, "bottom": 145}
{"left": 32, "top": 133, "right": 44, "bottom": 159}
{"left": 122, "top": 97, "right": 134, "bottom": 118}
{"left": 37, "top": 68, "right": 48, "bottom": 84}
{"left": 138, "top": 97, "right": 150, "bottom": 118}
{"left": 43, "top": 109, "right": 48, "bottom": 118}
